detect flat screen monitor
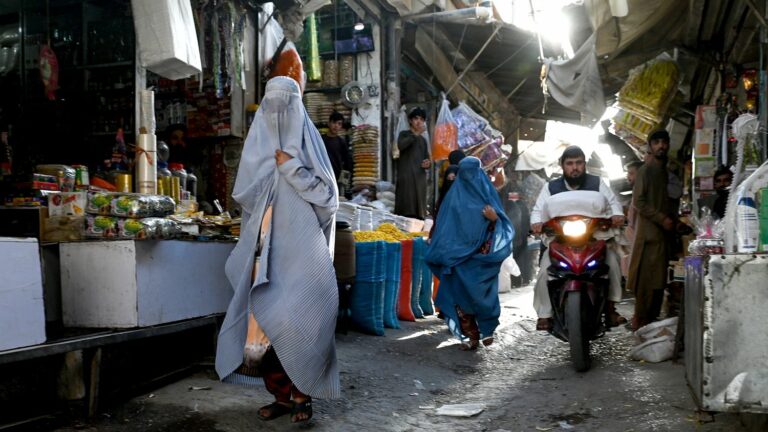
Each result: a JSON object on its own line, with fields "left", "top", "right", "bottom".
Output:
{"left": 334, "top": 24, "right": 375, "bottom": 55}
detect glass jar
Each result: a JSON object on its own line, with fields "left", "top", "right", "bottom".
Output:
{"left": 168, "top": 162, "right": 187, "bottom": 193}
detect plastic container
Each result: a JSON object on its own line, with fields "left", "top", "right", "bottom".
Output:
{"left": 736, "top": 197, "right": 759, "bottom": 253}
{"left": 186, "top": 170, "right": 197, "bottom": 200}
{"left": 168, "top": 162, "right": 187, "bottom": 193}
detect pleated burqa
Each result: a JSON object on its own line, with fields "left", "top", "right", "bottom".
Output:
{"left": 215, "top": 76, "right": 340, "bottom": 399}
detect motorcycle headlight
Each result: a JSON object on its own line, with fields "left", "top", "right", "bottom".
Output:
{"left": 562, "top": 219, "right": 588, "bottom": 238}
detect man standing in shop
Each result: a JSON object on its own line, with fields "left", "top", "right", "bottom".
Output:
{"left": 395, "top": 107, "right": 431, "bottom": 219}
{"left": 698, "top": 165, "right": 733, "bottom": 219}
{"left": 626, "top": 130, "right": 675, "bottom": 330}
{"left": 619, "top": 160, "right": 643, "bottom": 278}
{"left": 321, "top": 111, "right": 352, "bottom": 190}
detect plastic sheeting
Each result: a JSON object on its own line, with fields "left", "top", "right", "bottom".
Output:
{"left": 544, "top": 33, "right": 605, "bottom": 123}
{"left": 131, "top": 0, "right": 202, "bottom": 80}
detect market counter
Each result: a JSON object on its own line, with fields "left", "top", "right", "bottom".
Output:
{"left": 60, "top": 240, "right": 235, "bottom": 328}
{"left": 0, "top": 237, "right": 46, "bottom": 351}
{"left": 684, "top": 254, "right": 768, "bottom": 413}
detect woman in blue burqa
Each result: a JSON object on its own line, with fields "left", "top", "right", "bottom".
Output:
{"left": 215, "top": 76, "right": 340, "bottom": 423}
{"left": 426, "top": 156, "right": 514, "bottom": 350}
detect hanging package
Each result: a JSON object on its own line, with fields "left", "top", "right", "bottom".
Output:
{"left": 432, "top": 96, "right": 458, "bottom": 161}
{"left": 131, "top": 0, "right": 202, "bottom": 80}
{"left": 392, "top": 105, "right": 408, "bottom": 160}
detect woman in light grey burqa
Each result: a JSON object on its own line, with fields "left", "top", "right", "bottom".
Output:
{"left": 216, "top": 76, "right": 340, "bottom": 423}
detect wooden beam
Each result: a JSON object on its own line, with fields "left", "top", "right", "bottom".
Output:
{"left": 414, "top": 28, "right": 473, "bottom": 102}
{"left": 744, "top": 0, "right": 768, "bottom": 29}
{"left": 417, "top": 25, "right": 520, "bottom": 136}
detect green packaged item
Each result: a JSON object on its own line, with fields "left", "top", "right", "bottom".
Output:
{"left": 86, "top": 191, "right": 113, "bottom": 215}
{"left": 87, "top": 192, "right": 176, "bottom": 218}
{"left": 118, "top": 217, "right": 181, "bottom": 240}
{"left": 85, "top": 215, "right": 119, "bottom": 238}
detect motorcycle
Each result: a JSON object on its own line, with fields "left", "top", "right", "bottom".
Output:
{"left": 543, "top": 215, "right": 613, "bottom": 372}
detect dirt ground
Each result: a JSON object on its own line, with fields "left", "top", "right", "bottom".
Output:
{"left": 46, "top": 286, "right": 761, "bottom": 432}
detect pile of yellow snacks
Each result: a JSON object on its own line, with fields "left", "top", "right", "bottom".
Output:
{"left": 353, "top": 223, "right": 411, "bottom": 243}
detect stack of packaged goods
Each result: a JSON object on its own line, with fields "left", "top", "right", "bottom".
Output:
{"left": 333, "top": 100, "right": 353, "bottom": 122}
{"left": 317, "top": 101, "right": 335, "bottom": 124}
{"left": 339, "top": 55, "right": 355, "bottom": 85}
{"left": 322, "top": 60, "right": 339, "bottom": 88}
{"left": 351, "top": 125, "right": 379, "bottom": 190}
{"left": 84, "top": 192, "right": 179, "bottom": 240}
{"left": 302, "top": 93, "right": 334, "bottom": 124}
{"left": 337, "top": 202, "right": 361, "bottom": 231}
{"left": 358, "top": 206, "right": 374, "bottom": 231}
{"left": 612, "top": 60, "right": 680, "bottom": 147}
{"left": 373, "top": 180, "right": 395, "bottom": 213}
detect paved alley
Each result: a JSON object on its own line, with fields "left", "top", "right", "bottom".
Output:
{"left": 45, "top": 286, "right": 752, "bottom": 432}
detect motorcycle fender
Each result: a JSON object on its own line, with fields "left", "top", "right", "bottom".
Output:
{"left": 564, "top": 280, "right": 582, "bottom": 292}
{"left": 558, "top": 280, "right": 582, "bottom": 309}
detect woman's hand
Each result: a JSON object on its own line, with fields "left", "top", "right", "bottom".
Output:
{"left": 482, "top": 205, "right": 498, "bottom": 222}
{"left": 275, "top": 149, "right": 293, "bottom": 166}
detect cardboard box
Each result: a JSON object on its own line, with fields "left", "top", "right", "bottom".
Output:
{"left": 0, "top": 206, "right": 49, "bottom": 239}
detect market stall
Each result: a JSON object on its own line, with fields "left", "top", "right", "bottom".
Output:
{"left": 681, "top": 102, "right": 768, "bottom": 414}
{"left": 0, "top": 0, "right": 271, "bottom": 346}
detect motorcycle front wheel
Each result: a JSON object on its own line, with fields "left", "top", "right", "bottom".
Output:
{"left": 565, "top": 291, "right": 591, "bottom": 372}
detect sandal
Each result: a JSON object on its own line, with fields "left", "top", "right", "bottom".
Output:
{"left": 291, "top": 399, "right": 313, "bottom": 423}
{"left": 456, "top": 306, "right": 480, "bottom": 346}
{"left": 459, "top": 340, "right": 479, "bottom": 351}
{"left": 257, "top": 401, "right": 293, "bottom": 421}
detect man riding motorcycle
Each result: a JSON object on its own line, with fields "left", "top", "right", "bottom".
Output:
{"left": 531, "top": 146, "right": 627, "bottom": 331}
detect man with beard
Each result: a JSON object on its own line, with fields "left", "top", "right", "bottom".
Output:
{"left": 626, "top": 130, "right": 675, "bottom": 330}
{"left": 530, "top": 146, "right": 626, "bottom": 330}
{"left": 698, "top": 166, "right": 733, "bottom": 219}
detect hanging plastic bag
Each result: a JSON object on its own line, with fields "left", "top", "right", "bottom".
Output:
{"left": 131, "top": 0, "right": 202, "bottom": 80}
{"left": 432, "top": 95, "right": 458, "bottom": 161}
{"left": 265, "top": 40, "right": 304, "bottom": 89}
{"left": 39, "top": 45, "right": 59, "bottom": 101}
{"left": 256, "top": 3, "right": 304, "bottom": 89}
{"left": 392, "top": 105, "right": 409, "bottom": 160}
{"left": 451, "top": 102, "right": 490, "bottom": 149}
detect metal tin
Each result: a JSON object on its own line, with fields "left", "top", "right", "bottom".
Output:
{"left": 115, "top": 173, "right": 133, "bottom": 193}
{"left": 170, "top": 176, "right": 181, "bottom": 203}
{"left": 156, "top": 176, "right": 165, "bottom": 195}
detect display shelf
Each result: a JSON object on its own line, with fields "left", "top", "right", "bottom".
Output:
{"left": 0, "top": 315, "right": 219, "bottom": 365}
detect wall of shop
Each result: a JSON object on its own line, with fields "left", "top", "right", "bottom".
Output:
{"left": 351, "top": 23, "right": 382, "bottom": 132}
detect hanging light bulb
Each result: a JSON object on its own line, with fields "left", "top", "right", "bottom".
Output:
{"left": 354, "top": 22, "right": 365, "bottom": 31}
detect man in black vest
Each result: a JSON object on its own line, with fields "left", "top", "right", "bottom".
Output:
{"left": 530, "top": 146, "right": 626, "bottom": 331}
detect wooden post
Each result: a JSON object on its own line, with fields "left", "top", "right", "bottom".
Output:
{"left": 88, "top": 347, "right": 102, "bottom": 417}
{"left": 57, "top": 350, "right": 86, "bottom": 401}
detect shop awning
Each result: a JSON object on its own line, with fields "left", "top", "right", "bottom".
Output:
{"left": 402, "top": 0, "right": 766, "bottom": 132}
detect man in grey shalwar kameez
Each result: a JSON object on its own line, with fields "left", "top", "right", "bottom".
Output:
{"left": 215, "top": 76, "right": 340, "bottom": 423}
